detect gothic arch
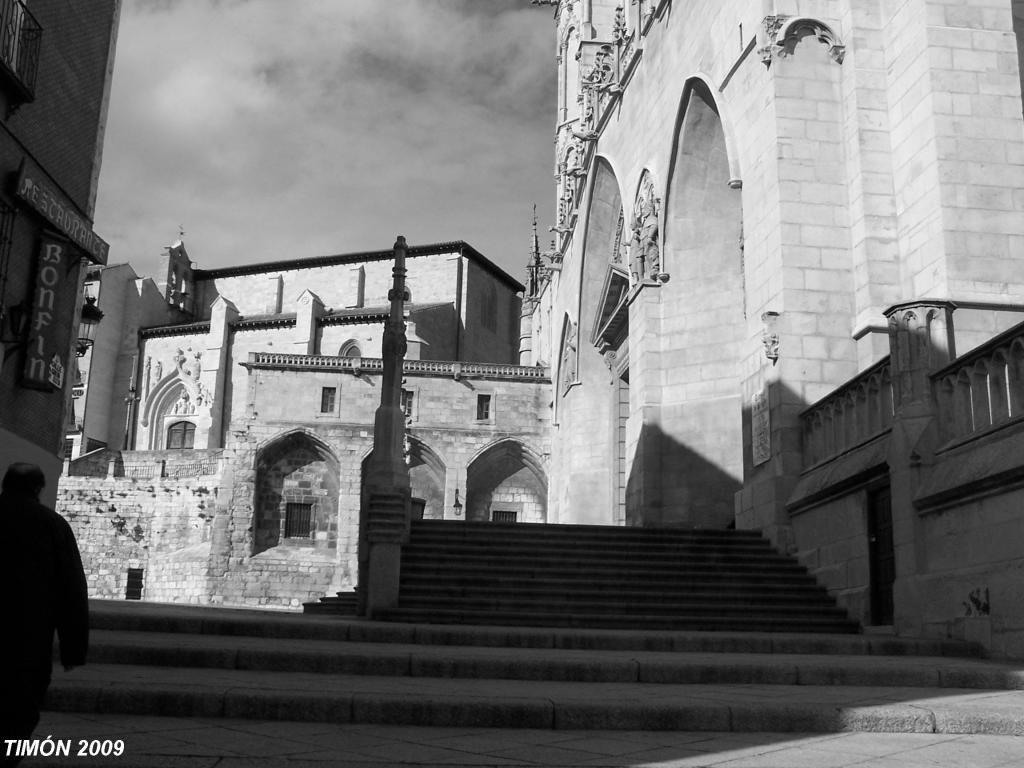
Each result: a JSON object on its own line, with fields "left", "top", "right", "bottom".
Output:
{"left": 406, "top": 435, "right": 447, "bottom": 520}
{"left": 253, "top": 430, "right": 341, "bottom": 555}
{"left": 657, "top": 75, "right": 745, "bottom": 527}
{"left": 338, "top": 339, "right": 362, "bottom": 357}
{"left": 578, "top": 156, "right": 625, "bottom": 334}
{"left": 466, "top": 438, "right": 548, "bottom": 523}
{"left": 141, "top": 376, "right": 188, "bottom": 449}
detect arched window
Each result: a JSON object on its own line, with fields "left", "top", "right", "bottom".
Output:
{"left": 339, "top": 340, "right": 361, "bottom": 357}
{"left": 166, "top": 421, "right": 195, "bottom": 450}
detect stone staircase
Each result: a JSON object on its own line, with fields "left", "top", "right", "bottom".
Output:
{"left": 369, "top": 520, "right": 859, "bottom": 632}
{"left": 45, "top": 600, "right": 1024, "bottom": 735}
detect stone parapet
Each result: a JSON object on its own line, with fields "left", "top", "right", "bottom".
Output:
{"left": 243, "top": 352, "right": 550, "bottom": 381}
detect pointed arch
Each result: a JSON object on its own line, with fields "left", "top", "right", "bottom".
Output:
{"left": 338, "top": 339, "right": 362, "bottom": 357}
{"left": 466, "top": 438, "right": 548, "bottom": 523}
{"left": 253, "top": 430, "right": 341, "bottom": 555}
{"left": 406, "top": 435, "right": 447, "bottom": 520}
{"left": 657, "top": 74, "right": 745, "bottom": 527}
{"left": 140, "top": 375, "right": 187, "bottom": 449}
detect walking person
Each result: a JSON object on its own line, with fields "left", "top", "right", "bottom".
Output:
{"left": 0, "top": 463, "right": 88, "bottom": 767}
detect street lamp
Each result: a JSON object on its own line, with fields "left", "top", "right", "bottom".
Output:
{"left": 452, "top": 488, "right": 463, "bottom": 517}
{"left": 76, "top": 296, "right": 103, "bottom": 356}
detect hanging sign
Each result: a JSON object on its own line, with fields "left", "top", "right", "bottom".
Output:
{"left": 23, "top": 233, "right": 75, "bottom": 391}
{"left": 15, "top": 160, "right": 109, "bottom": 264}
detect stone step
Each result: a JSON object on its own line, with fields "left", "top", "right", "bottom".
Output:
{"left": 88, "top": 601, "right": 981, "bottom": 656}
{"left": 377, "top": 607, "right": 860, "bottom": 633}
{"left": 403, "top": 537, "right": 778, "bottom": 555}
{"left": 400, "top": 552, "right": 812, "bottom": 574}
{"left": 45, "top": 662, "right": 1024, "bottom": 734}
{"left": 411, "top": 519, "right": 763, "bottom": 541}
{"left": 83, "top": 628, "right": 1019, "bottom": 689}
{"left": 401, "top": 563, "right": 822, "bottom": 586}
{"left": 392, "top": 595, "right": 850, "bottom": 618}
{"left": 302, "top": 591, "right": 358, "bottom": 615}
{"left": 398, "top": 583, "right": 832, "bottom": 602}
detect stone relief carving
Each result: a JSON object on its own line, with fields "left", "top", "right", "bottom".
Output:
{"left": 613, "top": 5, "right": 627, "bottom": 43}
{"left": 761, "top": 311, "right": 781, "bottom": 364}
{"left": 173, "top": 346, "right": 213, "bottom": 412}
{"left": 630, "top": 172, "right": 661, "bottom": 282}
{"left": 759, "top": 16, "right": 846, "bottom": 67}
{"left": 560, "top": 320, "right": 578, "bottom": 395}
{"left": 612, "top": 208, "right": 627, "bottom": 265}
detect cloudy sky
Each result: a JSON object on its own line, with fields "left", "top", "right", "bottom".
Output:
{"left": 92, "top": 0, "right": 557, "bottom": 284}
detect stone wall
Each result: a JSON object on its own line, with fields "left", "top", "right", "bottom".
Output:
{"left": 58, "top": 470, "right": 219, "bottom": 603}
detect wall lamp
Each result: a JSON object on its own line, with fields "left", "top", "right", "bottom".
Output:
{"left": 76, "top": 296, "right": 104, "bottom": 357}
{"left": 452, "top": 488, "right": 463, "bottom": 517}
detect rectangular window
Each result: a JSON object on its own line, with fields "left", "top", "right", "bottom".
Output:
{"left": 476, "top": 394, "right": 492, "bottom": 421}
{"left": 285, "top": 503, "right": 313, "bottom": 538}
{"left": 320, "top": 386, "right": 336, "bottom": 413}
{"left": 492, "top": 509, "right": 517, "bottom": 524}
{"left": 400, "top": 388, "right": 414, "bottom": 418}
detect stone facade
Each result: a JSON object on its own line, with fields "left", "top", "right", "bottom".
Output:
{"left": 56, "top": 0, "right": 1024, "bottom": 656}
{"left": 63, "top": 242, "right": 550, "bottom": 609}
{"left": 520, "top": 0, "right": 1024, "bottom": 656}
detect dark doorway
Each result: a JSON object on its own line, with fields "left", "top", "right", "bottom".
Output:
{"left": 867, "top": 485, "right": 894, "bottom": 625}
{"left": 125, "top": 568, "right": 144, "bottom": 600}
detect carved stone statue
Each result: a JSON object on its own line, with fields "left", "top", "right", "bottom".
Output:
{"left": 561, "top": 321, "right": 578, "bottom": 393}
{"left": 630, "top": 175, "right": 660, "bottom": 282}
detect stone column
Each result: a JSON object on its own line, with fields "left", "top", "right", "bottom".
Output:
{"left": 883, "top": 299, "right": 956, "bottom": 636}
{"left": 361, "top": 236, "right": 412, "bottom": 617}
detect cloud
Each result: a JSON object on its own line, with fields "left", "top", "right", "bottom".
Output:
{"left": 94, "top": 0, "right": 557, "bottom": 279}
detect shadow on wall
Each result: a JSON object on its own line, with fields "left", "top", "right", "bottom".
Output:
{"left": 625, "top": 420, "right": 742, "bottom": 529}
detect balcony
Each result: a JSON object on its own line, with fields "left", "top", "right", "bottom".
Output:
{"left": 0, "top": 0, "right": 40, "bottom": 105}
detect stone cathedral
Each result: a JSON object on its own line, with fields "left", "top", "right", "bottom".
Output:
{"left": 63, "top": 0, "right": 1024, "bottom": 658}
{"left": 518, "top": 0, "right": 1024, "bottom": 656}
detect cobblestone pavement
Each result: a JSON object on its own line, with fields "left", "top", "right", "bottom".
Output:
{"left": 17, "top": 711, "right": 1024, "bottom": 768}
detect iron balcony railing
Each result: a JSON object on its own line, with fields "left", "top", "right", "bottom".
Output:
{"left": 0, "top": 0, "right": 40, "bottom": 104}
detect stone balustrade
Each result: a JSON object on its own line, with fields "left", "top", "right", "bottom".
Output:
{"left": 800, "top": 357, "right": 894, "bottom": 467}
{"left": 931, "top": 319, "right": 1024, "bottom": 445}
{"left": 247, "top": 352, "right": 550, "bottom": 381}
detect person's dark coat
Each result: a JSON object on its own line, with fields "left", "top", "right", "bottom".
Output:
{"left": 0, "top": 489, "right": 88, "bottom": 746}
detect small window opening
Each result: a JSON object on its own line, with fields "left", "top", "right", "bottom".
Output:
{"left": 492, "top": 509, "right": 517, "bottom": 523}
{"left": 285, "top": 502, "right": 313, "bottom": 538}
{"left": 476, "top": 394, "right": 492, "bottom": 421}
{"left": 320, "top": 386, "right": 336, "bottom": 413}
{"left": 400, "top": 389, "right": 414, "bottom": 418}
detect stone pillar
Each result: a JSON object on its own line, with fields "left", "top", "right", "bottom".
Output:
{"left": 883, "top": 299, "right": 956, "bottom": 637}
{"left": 292, "top": 290, "right": 324, "bottom": 355}
{"left": 204, "top": 296, "right": 238, "bottom": 449}
{"left": 361, "top": 236, "right": 412, "bottom": 617}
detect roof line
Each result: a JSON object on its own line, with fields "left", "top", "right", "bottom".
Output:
{"left": 193, "top": 240, "right": 525, "bottom": 291}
